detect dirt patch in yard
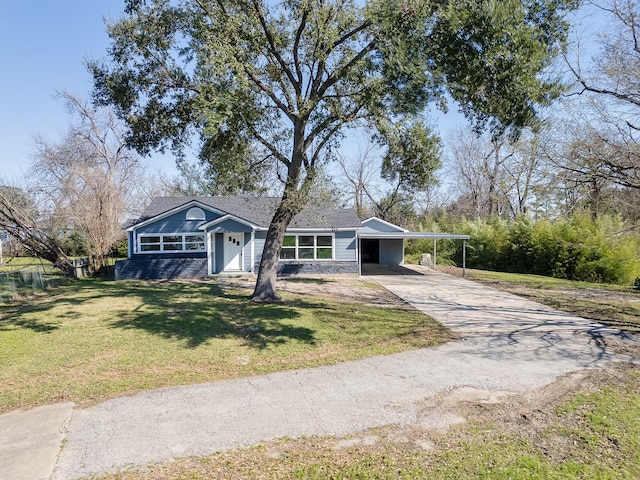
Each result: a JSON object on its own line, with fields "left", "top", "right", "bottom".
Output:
{"left": 216, "top": 275, "right": 411, "bottom": 308}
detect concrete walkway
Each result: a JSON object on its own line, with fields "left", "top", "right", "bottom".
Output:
{"left": 1, "top": 270, "right": 637, "bottom": 480}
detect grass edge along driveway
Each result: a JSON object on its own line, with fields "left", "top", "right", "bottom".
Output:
{"left": 94, "top": 364, "right": 640, "bottom": 480}
{"left": 0, "top": 277, "right": 451, "bottom": 414}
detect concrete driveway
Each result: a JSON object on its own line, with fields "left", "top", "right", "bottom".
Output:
{"left": 1, "top": 270, "right": 637, "bottom": 480}
{"left": 375, "top": 267, "right": 621, "bottom": 335}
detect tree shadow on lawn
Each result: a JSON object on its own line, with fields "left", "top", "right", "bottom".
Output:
{"left": 1, "top": 279, "right": 319, "bottom": 348}
{"left": 108, "top": 284, "right": 320, "bottom": 349}
{"left": 0, "top": 313, "right": 60, "bottom": 333}
{"left": 0, "top": 302, "right": 64, "bottom": 334}
{"left": 0, "top": 278, "right": 142, "bottom": 334}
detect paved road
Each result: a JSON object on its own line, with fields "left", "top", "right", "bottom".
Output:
{"left": 1, "top": 270, "right": 637, "bottom": 480}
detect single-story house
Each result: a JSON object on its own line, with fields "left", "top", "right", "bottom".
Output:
{"left": 115, "top": 196, "right": 469, "bottom": 280}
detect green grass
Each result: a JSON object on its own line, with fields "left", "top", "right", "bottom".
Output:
{"left": 464, "top": 269, "right": 636, "bottom": 292}
{"left": 425, "top": 369, "right": 640, "bottom": 480}
{"left": 0, "top": 278, "right": 450, "bottom": 413}
{"left": 0, "top": 256, "right": 55, "bottom": 272}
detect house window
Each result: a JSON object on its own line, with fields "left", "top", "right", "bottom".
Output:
{"left": 185, "top": 235, "right": 205, "bottom": 250}
{"left": 140, "top": 236, "right": 161, "bottom": 252}
{"left": 280, "top": 235, "right": 296, "bottom": 259}
{"left": 138, "top": 234, "right": 205, "bottom": 253}
{"left": 186, "top": 207, "right": 206, "bottom": 221}
{"left": 279, "top": 234, "right": 333, "bottom": 260}
{"left": 163, "top": 235, "right": 183, "bottom": 251}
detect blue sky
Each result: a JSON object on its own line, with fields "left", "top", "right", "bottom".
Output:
{"left": 0, "top": 1, "right": 465, "bottom": 185}
{"left": 0, "top": 1, "right": 179, "bottom": 180}
{"left": 0, "top": 1, "right": 601, "bottom": 184}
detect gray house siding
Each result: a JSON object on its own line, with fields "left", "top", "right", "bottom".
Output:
{"left": 214, "top": 233, "right": 224, "bottom": 273}
{"left": 335, "top": 230, "right": 357, "bottom": 261}
{"left": 137, "top": 209, "right": 221, "bottom": 235}
{"left": 244, "top": 233, "right": 252, "bottom": 272}
{"left": 252, "top": 231, "right": 267, "bottom": 271}
{"left": 361, "top": 218, "right": 405, "bottom": 233}
{"left": 379, "top": 239, "right": 404, "bottom": 265}
{"left": 206, "top": 218, "right": 254, "bottom": 233}
{"left": 127, "top": 231, "right": 134, "bottom": 258}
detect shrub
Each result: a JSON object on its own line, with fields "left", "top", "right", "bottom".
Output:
{"left": 110, "top": 237, "right": 129, "bottom": 258}
{"left": 418, "top": 212, "right": 640, "bottom": 285}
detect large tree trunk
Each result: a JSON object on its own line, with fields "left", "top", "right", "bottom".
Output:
{"left": 250, "top": 207, "right": 292, "bottom": 302}
{"left": 251, "top": 187, "right": 309, "bottom": 302}
{"left": 251, "top": 125, "right": 311, "bottom": 302}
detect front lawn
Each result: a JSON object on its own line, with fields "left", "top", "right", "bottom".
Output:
{"left": 0, "top": 278, "right": 450, "bottom": 413}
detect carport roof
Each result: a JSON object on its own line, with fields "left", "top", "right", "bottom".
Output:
{"left": 357, "top": 232, "right": 470, "bottom": 240}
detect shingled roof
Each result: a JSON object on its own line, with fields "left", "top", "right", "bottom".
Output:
{"left": 127, "top": 196, "right": 362, "bottom": 230}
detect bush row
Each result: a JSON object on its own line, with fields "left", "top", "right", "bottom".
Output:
{"left": 406, "top": 214, "right": 640, "bottom": 285}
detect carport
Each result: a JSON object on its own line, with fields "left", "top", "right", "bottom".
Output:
{"left": 357, "top": 232, "right": 471, "bottom": 277}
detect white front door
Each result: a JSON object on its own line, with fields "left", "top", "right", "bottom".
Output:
{"left": 223, "top": 233, "right": 244, "bottom": 271}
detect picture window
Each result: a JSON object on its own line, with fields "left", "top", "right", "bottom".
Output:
{"left": 279, "top": 234, "right": 333, "bottom": 260}
{"left": 139, "top": 233, "right": 205, "bottom": 253}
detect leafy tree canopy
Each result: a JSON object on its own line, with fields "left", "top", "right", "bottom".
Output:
{"left": 90, "top": 0, "right": 578, "bottom": 300}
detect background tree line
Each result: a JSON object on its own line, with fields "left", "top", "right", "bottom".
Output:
{"left": 335, "top": 0, "right": 640, "bottom": 285}
{"left": 0, "top": 91, "right": 166, "bottom": 273}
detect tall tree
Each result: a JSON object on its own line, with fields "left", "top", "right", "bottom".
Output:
{"left": 564, "top": 0, "right": 640, "bottom": 191}
{"left": 568, "top": 0, "right": 640, "bottom": 124}
{"left": 446, "top": 129, "right": 510, "bottom": 218}
{"left": 446, "top": 128, "right": 548, "bottom": 219}
{"left": 336, "top": 122, "right": 441, "bottom": 220}
{"left": 91, "top": 0, "right": 577, "bottom": 301}
{"left": 32, "top": 92, "right": 152, "bottom": 269}
{"left": 0, "top": 184, "right": 74, "bottom": 272}
{"left": 335, "top": 142, "right": 381, "bottom": 218}
{"left": 537, "top": 110, "right": 639, "bottom": 218}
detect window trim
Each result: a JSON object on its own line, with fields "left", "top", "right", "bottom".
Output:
{"left": 137, "top": 232, "right": 206, "bottom": 254}
{"left": 279, "top": 233, "right": 335, "bottom": 261}
{"left": 185, "top": 207, "right": 206, "bottom": 221}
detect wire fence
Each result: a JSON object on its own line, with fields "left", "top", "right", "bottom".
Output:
{"left": 0, "top": 266, "right": 68, "bottom": 303}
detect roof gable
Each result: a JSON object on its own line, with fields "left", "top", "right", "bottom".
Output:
{"left": 361, "top": 216, "right": 409, "bottom": 233}
{"left": 199, "top": 213, "right": 259, "bottom": 231}
{"left": 126, "top": 199, "right": 226, "bottom": 231}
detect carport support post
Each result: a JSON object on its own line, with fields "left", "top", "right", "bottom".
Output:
{"left": 357, "top": 236, "right": 361, "bottom": 277}
{"left": 462, "top": 240, "right": 466, "bottom": 278}
{"left": 433, "top": 239, "right": 437, "bottom": 268}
